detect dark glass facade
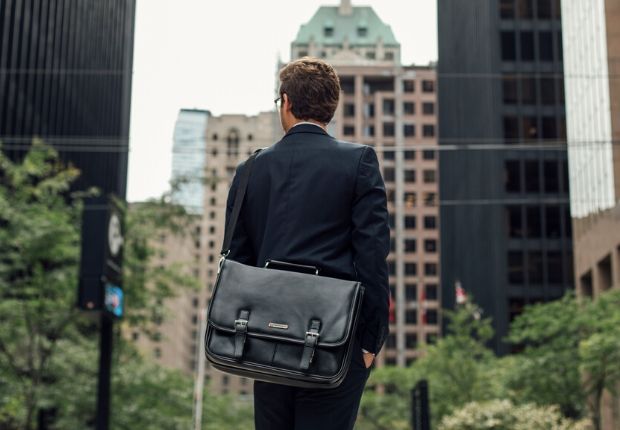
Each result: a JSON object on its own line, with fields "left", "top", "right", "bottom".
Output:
{"left": 438, "top": 0, "right": 572, "bottom": 354}
{"left": 0, "top": 0, "right": 136, "bottom": 197}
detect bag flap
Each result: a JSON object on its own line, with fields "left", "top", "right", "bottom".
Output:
{"left": 208, "top": 259, "right": 362, "bottom": 347}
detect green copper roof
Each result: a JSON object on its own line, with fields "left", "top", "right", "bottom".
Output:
{"left": 294, "top": 6, "right": 399, "bottom": 46}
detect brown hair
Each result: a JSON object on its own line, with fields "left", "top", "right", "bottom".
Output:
{"left": 278, "top": 57, "right": 341, "bottom": 124}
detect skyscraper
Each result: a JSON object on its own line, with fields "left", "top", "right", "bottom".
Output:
{"left": 438, "top": 0, "right": 573, "bottom": 354}
{"left": 0, "top": 0, "right": 136, "bottom": 198}
{"left": 291, "top": 0, "right": 441, "bottom": 367}
{"left": 562, "top": 2, "right": 619, "bottom": 427}
{"left": 171, "top": 109, "right": 210, "bottom": 215}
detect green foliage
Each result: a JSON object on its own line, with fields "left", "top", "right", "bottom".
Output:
{"left": 0, "top": 141, "right": 205, "bottom": 429}
{"left": 414, "top": 302, "right": 502, "bottom": 423}
{"left": 438, "top": 399, "right": 592, "bottom": 430}
{"left": 504, "top": 292, "right": 585, "bottom": 417}
{"left": 358, "top": 302, "right": 504, "bottom": 429}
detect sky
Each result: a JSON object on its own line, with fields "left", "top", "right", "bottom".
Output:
{"left": 127, "top": 0, "right": 438, "bottom": 202}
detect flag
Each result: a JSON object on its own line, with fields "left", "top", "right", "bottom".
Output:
{"left": 455, "top": 281, "right": 467, "bottom": 305}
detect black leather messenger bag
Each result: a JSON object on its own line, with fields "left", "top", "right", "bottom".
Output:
{"left": 204, "top": 149, "right": 365, "bottom": 389}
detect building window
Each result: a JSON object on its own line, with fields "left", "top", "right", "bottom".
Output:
{"left": 501, "top": 31, "right": 516, "bottom": 61}
{"left": 366, "top": 51, "right": 376, "bottom": 60}
{"left": 405, "top": 216, "right": 416, "bottom": 229}
{"left": 422, "top": 102, "right": 434, "bottom": 115}
{"left": 538, "top": 31, "right": 554, "bottom": 61}
{"left": 503, "top": 75, "right": 518, "bottom": 104}
{"left": 520, "top": 77, "right": 536, "bottom": 104}
{"left": 522, "top": 116, "right": 539, "bottom": 140}
{"left": 537, "top": 0, "right": 552, "bottom": 19}
{"left": 426, "top": 333, "right": 438, "bottom": 344}
{"left": 404, "top": 124, "right": 416, "bottom": 137}
{"left": 405, "top": 263, "right": 417, "bottom": 276}
{"left": 404, "top": 102, "right": 415, "bottom": 114}
{"left": 324, "top": 26, "right": 334, "bottom": 37}
{"left": 541, "top": 77, "right": 555, "bottom": 105}
{"left": 520, "top": 31, "right": 535, "bottom": 61}
{"left": 343, "top": 125, "right": 355, "bottom": 136}
{"left": 405, "top": 309, "right": 417, "bottom": 324}
{"left": 500, "top": 0, "right": 515, "bottom": 18}
{"left": 425, "top": 284, "right": 438, "bottom": 300}
{"left": 505, "top": 160, "right": 521, "bottom": 192}
{"left": 424, "top": 193, "right": 436, "bottom": 207}
{"left": 403, "top": 80, "right": 415, "bottom": 93}
{"left": 526, "top": 206, "right": 542, "bottom": 238}
{"left": 366, "top": 103, "right": 375, "bottom": 117}
{"left": 518, "top": 0, "right": 534, "bottom": 18}
{"left": 528, "top": 251, "right": 544, "bottom": 284}
{"left": 503, "top": 116, "right": 519, "bottom": 141}
{"left": 422, "top": 150, "right": 435, "bottom": 160}
{"left": 405, "top": 192, "right": 416, "bottom": 208}
{"left": 542, "top": 117, "right": 557, "bottom": 139}
{"left": 422, "top": 124, "right": 435, "bottom": 137}
{"left": 389, "top": 214, "right": 395, "bottom": 229}
{"left": 404, "top": 150, "right": 415, "bottom": 160}
{"left": 154, "top": 348, "right": 162, "bottom": 358}
{"left": 384, "top": 150, "right": 395, "bottom": 160}
{"left": 508, "top": 251, "right": 524, "bottom": 284}
{"left": 383, "top": 99, "right": 395, "bottom": 115}
{"left": 506, "top": 205, "right": 523, "bottom": 238}
{"left": 357, "top": 26, "right": 368, "bottom": 37}
{"left": 298, "top": 51, "right": 308, "bottom": 57}
{"left": 424, "top": 263, "right": 438, "bottom": 276}
{"left": 423, "top": 170, "right": 436, "bottom": 183}
{"left": 386, "top": 334, "right": 396, "bottom": 348}
{"left": 383, "top": 122, "right": 395, "bottom": 137}
{"left": 364, "top": 125, "right": 375, "bottom": 137}
{"left": 405, "top": 169, "right": 416, "bottom": 183}
{"left": 543, "top": 161, "right": 559, "bottom": 192}
{"left": 423, "top": 216, "right": 436, "bottom": 229}
{"left": 525, "top": 161, "right": 540, "bottom": 192}
{"left": 545, "top": 206, "right": 561, "bottom": 238}
{"left": 424, "top": 239, "right": 437, "bottom": 253}
{"left": 344, "top": 103, "right": 355, "bottom": 117}
{"left": 388, "top": 261, "right": 396, "bottom": 275}
{"left": 406, "top": 334, "right": 418, "bottom": 348}
{"left": 384, "top": 51, "right": 395, "bottom": 61}
{"left": 422, "top": 80, "right": 435, "bottom": 93}
{"left": 405, "top": 239, "right": 417, "bottom": 252}
{"left": 383, "top": 167, "right": 395, "bottom": 182}
{"left": 406, "top": 284, "right": 417, "bottom": 301}
{"left": 426, "top": 309, "right": 438, "bottom": 325}
{"left": 547, "top": 251, "right": 563, "bottom": 284}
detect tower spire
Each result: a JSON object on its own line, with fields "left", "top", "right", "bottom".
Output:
{"left": 339, "top": 0, "right": 352, "bottom": 15}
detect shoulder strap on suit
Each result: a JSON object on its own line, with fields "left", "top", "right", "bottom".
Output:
{"left": 220, "top": 148, "right": 262, "bottom": 256}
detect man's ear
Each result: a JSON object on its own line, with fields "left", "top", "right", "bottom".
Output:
{"left": 283, "top": 93, "right": 292, "bottom": 111}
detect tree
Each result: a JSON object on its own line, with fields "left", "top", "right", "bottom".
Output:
{"left": 357, "top": 301, "right": 503, "bottom": 429}
{"left": 579, "top": 289, "right": 620, "bottom": 430}
{"left": 504, "top": 292, "right": 586, "bottom": 418}
{"left": 0, "top": 140, "right": 201, "bottom": 428}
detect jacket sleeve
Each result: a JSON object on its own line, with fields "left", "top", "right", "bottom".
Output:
{"left": 223, "top": 161, "right": 256, "bottom": 265}
{"left": 351, "top": 146, "right": 390, "bottom": 354}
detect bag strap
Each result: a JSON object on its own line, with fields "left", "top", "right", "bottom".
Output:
{"left": 220, "top": 148, "right": 262, "bottom": 256}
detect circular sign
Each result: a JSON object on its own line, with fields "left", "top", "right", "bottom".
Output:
{"left": 108, "top": 213, "right": 124, "bottom": 257}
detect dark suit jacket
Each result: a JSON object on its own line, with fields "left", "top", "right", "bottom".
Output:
{"left": 224, "top": 123, "right": 390, "bottom": 354}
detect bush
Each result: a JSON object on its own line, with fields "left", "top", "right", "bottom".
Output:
{"left": 438, "top": 399, "right": 592, "bottom": 430}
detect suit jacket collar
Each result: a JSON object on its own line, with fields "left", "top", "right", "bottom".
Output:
{"left": 283, "top": 123, "right": 329, "bottom": 138}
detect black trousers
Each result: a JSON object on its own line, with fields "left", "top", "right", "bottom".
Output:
{"left": 253, "top": 341, "right": 371, "bottom": 430}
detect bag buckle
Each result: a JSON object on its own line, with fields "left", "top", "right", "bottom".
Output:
{"left": 300, "top": 320, "right": 321, "bottom": 371}
{"left": 233, "top": 310, "right": 250, "bottom": 359}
